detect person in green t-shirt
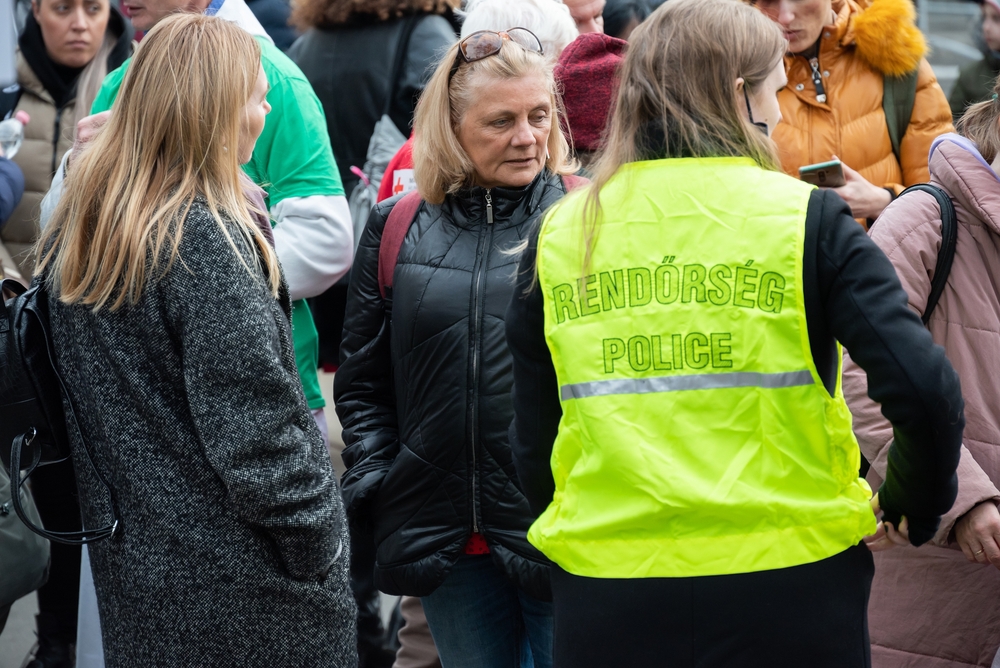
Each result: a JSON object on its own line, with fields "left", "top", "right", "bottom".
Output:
{"left": 51, "top": 0, "right": 353, "bottom": 449}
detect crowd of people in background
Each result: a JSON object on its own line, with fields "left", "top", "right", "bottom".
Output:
{"left": 1, "top": 0, "right": 1000, "bottom": 667}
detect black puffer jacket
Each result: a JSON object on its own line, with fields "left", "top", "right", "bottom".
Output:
{"left": 335, "top": 170, "right": 568, "bottom": 600}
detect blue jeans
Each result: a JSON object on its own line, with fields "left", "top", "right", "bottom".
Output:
{"left": 420, "top": 555, "right": 553, "bottom": 668}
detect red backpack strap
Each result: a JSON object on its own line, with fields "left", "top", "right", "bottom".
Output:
{"left": 561, "top": 174, "right": 590, "bottom": 192}
{"left": 377, "top": 190, "right": 423, "bottom": 300}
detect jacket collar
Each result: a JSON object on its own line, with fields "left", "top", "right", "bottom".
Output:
{"left": 106, "top": 6, "right": 135, "bottom": 72}
{"left": 828, "top": 0, "right": 852, "bottom": 47}
{"left": 929, "top": 134, "right": 1000, "bottom": 236}
{"left": 16, "top": 51, "right": 51, "bottom": 105}
{"left": 976, "top": 35, "right": 1000, "bottom": 72}
{"left": 447, "top": 172, "right": 549, "bottom": 229}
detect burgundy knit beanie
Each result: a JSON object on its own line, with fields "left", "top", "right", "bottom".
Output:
{"left": 555, "top": 33, "right": 628, "bottom": 153}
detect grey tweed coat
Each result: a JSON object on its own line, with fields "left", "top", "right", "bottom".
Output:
{"left": 45, "top": 200, "right": 357, "bottom": 667}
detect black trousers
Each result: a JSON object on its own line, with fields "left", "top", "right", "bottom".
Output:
{"left": 351, "top": 523, "right": 387, "bottom": 658}
{"left": 551, "top": 542, "right": 874, "bottom": 668}
{"left": 28, "top": 458, "right": 82, "bottom": 641}
{"left": 310, "top": 280, "right": 349, "bottom": 369}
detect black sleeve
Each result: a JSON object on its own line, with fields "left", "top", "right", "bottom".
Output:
{"left": 506, "top": 228, "right": 563, "bottom": 517}
{"left": 809, "top": 188, "right": 964, "bottom": 546}
{"left": 333, "top": 199, "right": 400, "bottom": 525}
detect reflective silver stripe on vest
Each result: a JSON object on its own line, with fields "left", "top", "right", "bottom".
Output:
{"left": 560, "top": 370, "right": 815, "bottom": 401}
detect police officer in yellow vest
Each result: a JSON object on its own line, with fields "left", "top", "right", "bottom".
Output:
{"left": 506, "top": 1, "right": 965, "bottom": 666}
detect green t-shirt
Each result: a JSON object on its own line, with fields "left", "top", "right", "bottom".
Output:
{"left": 91, "top": 37, "right": 342, "bottom": 410}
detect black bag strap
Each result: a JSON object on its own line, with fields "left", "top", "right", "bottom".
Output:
{"left": 10, "top": 429, "right": 117, "bottom": 544}
{"left": 3, "top": 278, "right": 120, "bottom": 545}
{"left": 897, "top": 184, "right": 957, "bottom": 325}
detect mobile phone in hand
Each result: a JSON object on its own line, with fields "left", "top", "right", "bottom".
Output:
{"left": 798, "top": 159, "right": 846, "bottom": 188}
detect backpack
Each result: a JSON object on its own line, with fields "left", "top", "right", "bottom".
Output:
{"left": 1, "top": 278, "right": 119, "bottom": 544}
{"left": 892, "top": 183, "right": 958, "bottom": 324}
{"left": 883, "top": 70, "right": 919, "bottom": 168}
{"left": 377, "top": 174, "right": 590, "bottom": 300}
{"left": 347, "top": 17, "right": 419, "bottom": 249}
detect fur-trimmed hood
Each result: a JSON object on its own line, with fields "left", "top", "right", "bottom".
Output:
{"left": 839, "top": 0, "right": 926, "bottom": 76}
{"left": 772, "top": 0, "right": 954, "bottom": 198}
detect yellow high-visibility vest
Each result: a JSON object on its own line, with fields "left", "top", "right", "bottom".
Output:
{"left": 531, "top": 157, "right": 875, "bottom": 578}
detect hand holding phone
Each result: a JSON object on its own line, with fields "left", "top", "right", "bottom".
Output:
{"left": 798, "top": 159, "right": 846, "bottom": 188}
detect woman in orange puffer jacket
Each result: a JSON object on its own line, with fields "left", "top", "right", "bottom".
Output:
{"left": 753, "top": 0, "right": 953, "bottom": 223}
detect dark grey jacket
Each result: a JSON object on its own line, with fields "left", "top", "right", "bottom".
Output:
{"left": 46, "top": 200, "right": 357, "bottom": 667}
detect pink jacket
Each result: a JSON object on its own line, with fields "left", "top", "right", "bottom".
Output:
{"left": 844, "top": 135, "right": 1000, "bottom": 667}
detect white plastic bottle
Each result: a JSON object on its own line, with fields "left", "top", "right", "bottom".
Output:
{"left": 0, "top": 110, "right": 30, "bottom": 159}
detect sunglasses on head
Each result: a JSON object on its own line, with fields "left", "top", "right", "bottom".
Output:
{"left": 448, "top": 28, "right": 544, "bottom": 82}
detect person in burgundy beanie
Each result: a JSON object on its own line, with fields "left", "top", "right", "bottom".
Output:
{"left": 555, "top": 32, "right": 627, "bottom": 171}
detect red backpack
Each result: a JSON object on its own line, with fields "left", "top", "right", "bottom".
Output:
{"left": 377, "top": 174, "right": 589, "bottom": 299}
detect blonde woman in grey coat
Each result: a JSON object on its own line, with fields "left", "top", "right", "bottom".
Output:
{"left": 34, "top": 14, "right": 356, "bottom": 666}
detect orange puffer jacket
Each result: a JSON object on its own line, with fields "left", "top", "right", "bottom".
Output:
{"left": 773, "top": 0, "right": 953, "bottom": 195}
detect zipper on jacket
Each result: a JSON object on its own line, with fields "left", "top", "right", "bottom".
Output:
{"left": 808, "top": 57, "right": 827, "bottom": 104}
{"left": 469, "top": 188, "right": 494, "bottom": 534}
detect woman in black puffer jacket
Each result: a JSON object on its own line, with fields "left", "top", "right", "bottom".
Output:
{"left": 335, "top": 30, "right": 575, "bottom": 668}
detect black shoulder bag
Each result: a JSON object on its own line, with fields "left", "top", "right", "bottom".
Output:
{"left": 1, "top": 278, "right": 119, "bottom": 544}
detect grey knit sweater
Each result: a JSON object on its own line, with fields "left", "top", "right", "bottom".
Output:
{"left": 45, "top": 200, "right": 357, "bottom": 666}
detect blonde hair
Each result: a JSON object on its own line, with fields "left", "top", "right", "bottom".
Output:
{"left": 957, "top": 81, "right": 1000, "bottom": 162}
{"left": 35, "top": 14, "right": 279, "bottom": 310}
{"left": 412, "top": 37, "right": 573, "bottom": 204}
{"left": 569, "top": 0, "right": 785, "bottom": 271}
